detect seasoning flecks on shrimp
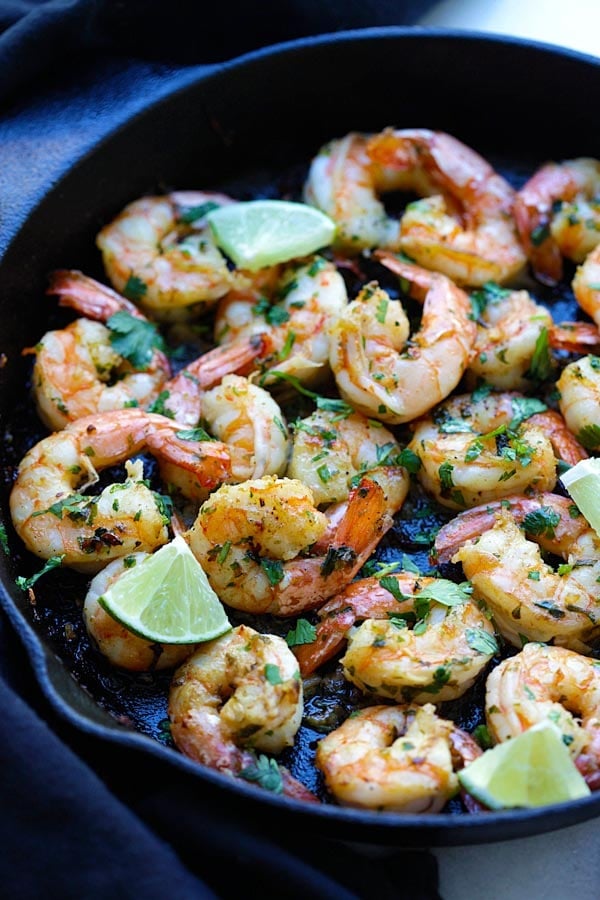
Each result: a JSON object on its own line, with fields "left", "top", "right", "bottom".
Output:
{"left": 96, "top": 191, "right": 238, "bottom": 322}
{"left": 9, "top": 409, "right": 249, "bottom": 572}
{"left": 214, "top": 255, "right": 348, "bottom": 389}
{"left": 514, "top": 158, "right": 600, "bottom": 285}
{"left": 315, "top": 704, "right": 481, "bottom": 812}
{"left": 329, "top": 258, "right": 476, "bottom": 425}
{"left": 485, "top": 643, "right": 600, "bottom": 790}
{"left": 296, "top": 572, "right": 496, "bottom": 702}
{"left": 168, "top": 624, "right": 317, "bottom": 802}
{"left": 407, "top": 391, "right": 584, "bottom": 511}
{"left": 186, "top": 475, "right": 394, "bottom": 616}
{"left": 305, "top": 128, "right": 526, "bottom": 286}
{"left": 436, "top": 493, "right": 600, "bottom": 654}
{"left": 26, "top": 269, "right": 171, "bottom": 430}
{"left": 286, "top": 407, "right": 409, "bottom": 513}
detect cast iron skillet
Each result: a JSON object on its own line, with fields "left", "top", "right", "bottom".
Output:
{"left": 1, "top": 28, "right": 600, "bottom": 846}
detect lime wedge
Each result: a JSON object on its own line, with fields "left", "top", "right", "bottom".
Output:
{"left": 458, "top": 720, "right": 591, "bottom": 809}
{"left": 560, "top": 457, "right": 600, "bottom": 537}
{"left": 98, "top": 535, "right": 230, "bottom": 644}
{"left": 206, "top": 199, "right": 336, "bottom": 271}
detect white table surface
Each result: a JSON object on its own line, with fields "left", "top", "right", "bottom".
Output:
{"left": 417, "top": 7, "right": 599, "bottom": 897}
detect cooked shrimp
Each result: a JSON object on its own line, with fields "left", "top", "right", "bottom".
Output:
{"left": 198, "top": 374, "right": 290, "bottom": 478}
{"left": 369, "top": 129, "right": 526, "bottom": 285}
{"left": 437, "top": 493, "right": 600, "bottom": 653}
{"left": 83, "top": 553, "right": 196, "bottom": 670}
{"left": 160, "top": 336, "right": 268, "bottom": 426}
{"left": 407, "top": 391, "right": 583, "bottom": 510}
{"left": 168, "top": 624, "right": 316, "bottom": 802}
{"left": 303, "top": 132, "right": 403, "bottom": 253}
{"left": 295, "top": 572, "right": 496, "bottom": 685}
{"left": 340, "top": 586, "right": 496, "bottom": 704}
{"left": 466, "top": 285, "right": 554, "bottom": 391}
{"left": 305, "top": 129, "right": 525, "bottom": 285}
{"left": 96, "top": 191, "right": 237, "bottom": 322}
{"left": 186, "top": 475, "right": 394, "bottom": 616}
{"left": 9, "top": 408, "right": 243, "bottom": 572}
{"left": 26, "top": 270, "right": 171, "bottom": 430}
{"left": 315, "top": 704, "right": 481, "bottom": 812}
{"left": 514, "top": 158, "right": 600, "bottom": 285}
{"left": 286, "top": 408, "right": 409, "bottom": 512}
{"left": 214, "top": 255, "right": 348, "bottom": 389}
{"left": 485, "top": 642, "right": 600, "bottom": 789}
{"left": 329, "top": 257, "right": 476, "bottom": 425}
{"left": 557, "top": 354, "right": 600, "bottom": 450}
{"left": 573, "top": 243, "right": 600, "bottom": 328}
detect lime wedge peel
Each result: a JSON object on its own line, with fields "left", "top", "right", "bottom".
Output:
{"left": 206, "top": 199, "right": 336, "bottom": 271}
{"left": 560, "top": 457, "right": 600, "bottom": 538}
{"left": 98, "top": 535, "right": 231, "bottom": 645}
{"left": 458, "top": 720, "right": 591, "bottom": 810}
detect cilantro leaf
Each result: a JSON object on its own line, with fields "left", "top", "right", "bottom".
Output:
{"left": 465, "top": 628, "right": 499, "bottom": 655}
{"left": 107, "top": 311, "right": 165, "bottom": 370}
{"left": 16, "top": 554, "right": 65, "bottom": 591}
{"left": 522, "top": 506, "right": 561, "bottom": 538}
{"left": 238, "top": 754, "right": 283, "bottom": 794}
{"left": 0, "top": 523, "right": 9, "bottom": 555}
{"left": 415, "top": 579, "right": 471, "bottom": 607}
{"left": 285, "top": 619, "right": 317, "bottom": 647}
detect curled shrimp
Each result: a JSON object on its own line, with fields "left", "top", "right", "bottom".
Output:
{"left": 557, "top": 353, "right": 600, "bottom": 451}
{"left": 9, "top": 408, "right": 244, "bottom": 572}
{"left": 514, "top": 158, "right": 600, "bottom": 285}
{"left": 298, "top": 572, "right": 496, "bottom": 702}
{"left": 366, "top": 129, "right": 526, "bottom": 286}
{"left": 83, "top": 553, "right": 196, "bottom": 671}
{"left": 286, "top": 408, "right": 409, "bottom": 513}
{"left": 160, "top": 375, "right": 290, "bottom": 503}
{"left": 315, "top": 703, "right": 481, "bottom": 812}
{"left": 304, "top": 129, "right": 526, "bottom": 286}
{"left": 96, "top": 191, "right": 237, "bottom": 322}
{"left": 214, "top": 255, "right": 348, "bottom": 389}
{"left": 485, "top": 642, "right": 600, "bottom": 789}
{"left": 169, "top": 624, "right": 316, "bottom": 802}
{"left": 25, "top": 270, "right": 171, "bottom": 430}
{"left": 329, "top": 257, "right": 476, "bottom": 425}
{"left": 435, "top": 493, "right": 600, "bottom": 653}
{"left": 573, "top": 243, "right": 600, "bottom": 329}
{"left": 195, "top": 374, "right": 290, "bottom": 479}
{"left": 186, "top": 475, "right": 394, "bottom": 616}
{"left": 407, "top": 391, "right": 585, "bottom": 511}
{"left": 466, "top": 285, "right": 554, "bottom": 391}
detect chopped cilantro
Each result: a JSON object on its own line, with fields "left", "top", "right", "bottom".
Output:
{"left": 16, "top": 554, "right": 65, "bottom": 591}
{"left": 122, "top": 275, "right": 148, "bottom": 302}
{"left": 527, "top": 327, "right": 553, "bottom": 382}
{"left": 285, "top": 619, "right": 317, "bottom": 647}
{"left": 0, "top": 523, "right": 8, "bottom": 555}
{"left": 465, "top": 628, "right": 499, "bottom": 655}
{"left": 107, "top": 311, "right": 165, "bottom": 370}
{"left": 522, "top": 506, "right": 561, "bottom": 538}
{"left": 264, "top": 664, "right": 283, "bottom": 685}
{"left": 260, "top": 558, "right": 284, "bottom": 585}
{"left": 238, "top": 754, "right": 283, "bottom": 794}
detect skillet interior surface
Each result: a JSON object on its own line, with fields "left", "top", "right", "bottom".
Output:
{"left": 1, "top": 28, "right": 600, "bottom": 845}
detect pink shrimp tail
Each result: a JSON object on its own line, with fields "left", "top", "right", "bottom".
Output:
{"left": 48, "top": 269, "right": 144, "bottom": 321}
